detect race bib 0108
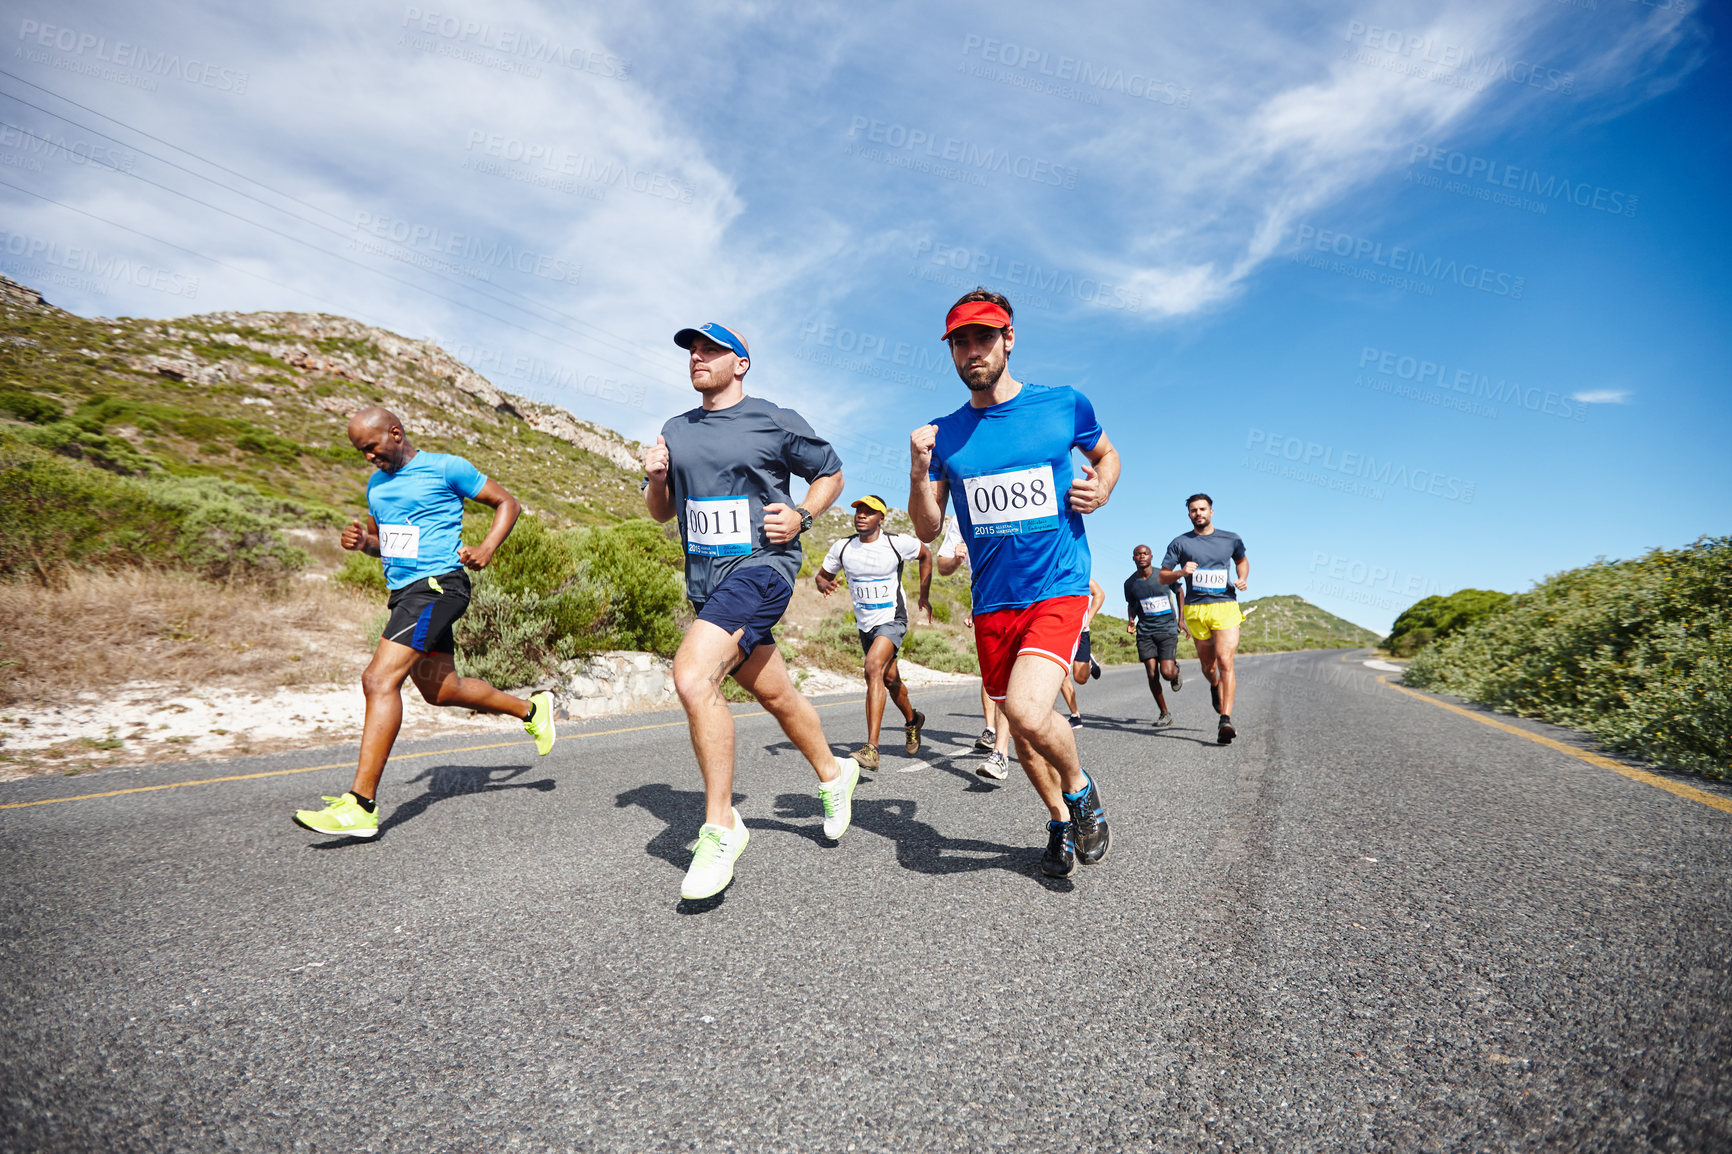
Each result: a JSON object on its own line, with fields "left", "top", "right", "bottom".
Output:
{"left": 962, "top": 463, "right": 1060, "bottom": 538}
{"left": 685, "top": 497, "right": 752, "bottom": 556}
{"left": 1191, "top": 567, "right": 1230, "bottom": 593}
{"left": 378, "top": 523, "right": 420, "bottom": 560}
{"left": 849, "top": 578, "right": 898, "bottom": 612}
{"left": 1140, "top": 595, "right": 1173, "bottom": 616}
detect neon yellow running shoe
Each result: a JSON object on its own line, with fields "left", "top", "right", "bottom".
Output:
{"left": 293, "top": 792, "right": 378, "bottom": 839}
{"left": 524, "top": 691, "right": 556, "bottom": 755}
{"left": 681, "top": 809, "right": 750, "bottom": 900}
{"left": 818, "top": 757, "right": 860, "bottom": 840}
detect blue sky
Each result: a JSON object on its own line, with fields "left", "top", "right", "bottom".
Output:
{"left": 1, "top": 0, "right": 1725, "bottom": 632}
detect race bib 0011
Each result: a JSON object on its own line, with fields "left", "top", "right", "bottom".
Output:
{"left": 1140, "top": 594, "right": 1173, "bottom": 616}
{"left": 849, "top": 578, "right": 898, "bottom": 612}
{"left": 685, "top": 496, "right": 752, "bottom": 556}
{"left": 378, "top": 523, "right": 420, "bottom": 560}
{"left": 1191, "top": 567, "right": 1230, "bottom": 593}
{"left": 962, "top": 463, "right": 1060, "bottom": 538}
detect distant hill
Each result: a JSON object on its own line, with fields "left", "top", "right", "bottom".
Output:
{"left": 1089, "top": 592, "right": 1382, "bottom": 665}
{"left": 0, "top": 275, "right": 645, "bottom": 525}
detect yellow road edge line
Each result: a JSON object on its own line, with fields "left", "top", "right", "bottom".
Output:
{"left": 0, "top": 693, "right": 894, "bottom": 812}
{"left": 1379, "top": 675, "right": 1732, "bottom": 816}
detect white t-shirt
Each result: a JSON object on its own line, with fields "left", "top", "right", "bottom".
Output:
{"left": 822, "top": 532, "right": 923, "bottom": 630}
{"left": 937, "top": 516, "right": 967, "bottom": 569}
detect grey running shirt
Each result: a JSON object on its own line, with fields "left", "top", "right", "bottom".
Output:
{"left": 1124, "top": 571, "right": 1179, "bottom": 628}
{"left": 661, "top": 395, "right": 843, "bottom": 603}
{"left": 1162, "top": 529, "right": 1247, "bottom": 604}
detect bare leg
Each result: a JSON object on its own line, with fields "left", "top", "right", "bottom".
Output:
{"left": 350, "top": 640, "right": 527, "bottom": 801}
{"left": 672, "top": 620, "right": 754, "bottom": 829}
{"left": 1141, "top": 657, "right": 1168, "bottom": 712}
{"left": 1195, "top": 635, "right": 1220, "bottom": 704}
{"left": 1058, "top": 677, "right": 1078, "bottom": 716}
{"left": 998, "top": 654, "right": 1088, "bottom": 815}
{"left": 733, "top": 640, "right": 841, "bottom": 782}
{"left": 862, "top": 636, "right": 913, "bottom": 746}
{"left": 1211, "top": 625, "right": 1241, "bottom": 715}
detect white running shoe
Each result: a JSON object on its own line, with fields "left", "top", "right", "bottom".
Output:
{"left": 976, "top": 750, "right": 1009, "bottom": 780}
{"left": 680, "top": 809, "right": 750, "bottom": 900}
{"left": 818, "top": 758, "right": 860, "bottom": 840}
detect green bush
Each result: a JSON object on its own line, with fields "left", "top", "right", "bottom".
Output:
{"left": 331, "top": 550, "right": 388, "bottom": 595}
{"left": 900, "top": 628, "right": 979, "bottom": 674}
{"left": 452, "top": 514, "right": 687, "bottom": 683}
{"left": 1386, "top": 588, "right": 1512, "bottom": 657}
{"left": 1406, "top": 538, "right": 1731, "bottom": 779}
{"left": 0, "top": 390, "right": 63, "bottom": 424}
{"left": 0, "top": 434, "right": 308, "bottom": 583}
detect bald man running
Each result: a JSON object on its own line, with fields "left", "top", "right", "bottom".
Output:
{"left": 293, "top": 408, "right": 555, "bottom": 839}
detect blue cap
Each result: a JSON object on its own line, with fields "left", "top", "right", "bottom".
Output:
{"left": 674, "top": 322, "right": 749, "bottom": 361}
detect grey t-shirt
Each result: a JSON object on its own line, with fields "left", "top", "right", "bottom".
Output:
{"left": 1124, "top": 571, "right": 1180, "bottom": 630}
{"left": 661, "top": 395, "right": 843, "bottom": 603}
{"left": 1162, "top": 529, "right": 1246, "bottom": 604}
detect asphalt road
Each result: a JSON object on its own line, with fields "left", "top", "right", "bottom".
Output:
{"left": 3, "top": 650, "right": 1728, "bottom": 1152}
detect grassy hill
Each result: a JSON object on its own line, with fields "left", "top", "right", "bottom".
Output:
{"left": 1090, "top": 593, "right": 1382, "bottom": 666}
{"left": 0, "top": 275, "right": 646, "bottom": 527}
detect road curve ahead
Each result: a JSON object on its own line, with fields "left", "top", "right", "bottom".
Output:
{"left": 2, "top": 650, "right": 1728, "bottom": 1152}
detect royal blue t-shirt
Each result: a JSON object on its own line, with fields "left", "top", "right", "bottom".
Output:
{"left": 927, "top": 382, "right": 1102, "bottom": 614}
{"left": 366, "top": 450, "right": 489, "bottom": 589}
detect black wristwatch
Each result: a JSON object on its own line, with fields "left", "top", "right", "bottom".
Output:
{"left": 795, "top": 506, "right": 813, "bottom": 534}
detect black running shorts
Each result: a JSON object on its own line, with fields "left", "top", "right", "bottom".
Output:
{"left": 382, "top": 569, "right": 472, "bottom": 654}
{"left": 1136, "top": 625, "right": 1178, "bottom": 664}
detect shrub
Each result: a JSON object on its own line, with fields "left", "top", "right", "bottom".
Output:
{"left": 331, "top": 551, "right": 388, "bottom": 596}
{"left": 900, "top": 628, "right": 979, "bottom": 674}
{"left": 1386, "top": 589, "right": 1512, "bottom": 657}
{"left": 1406, "top": 538, "right": 1731, "bottom": 779}
{"left": 0, "top": 390, "right": 63, "bottom": 424}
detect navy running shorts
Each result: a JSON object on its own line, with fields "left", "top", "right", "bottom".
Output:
{"left": 691, "top": 565, "right": 793, "bottom": 656}
{"left": 858, "top": 620, "right": 908, "bottom": 654}
{"left": 382, "top": 569, "right": 472, "bottom": 654}
{"left": 1072, "top": 628, "right": 1092, "bottom": 666}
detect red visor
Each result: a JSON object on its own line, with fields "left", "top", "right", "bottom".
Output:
{"left": 942, "top": 301, "right": 1012, "bottom": 339}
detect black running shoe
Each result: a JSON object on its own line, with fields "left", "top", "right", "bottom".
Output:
{"left": 1065, "top": 772, "right": 1110, "bottom": 865}
{"left": 1089, "top": 657, "right": 1102, "bottom": 681}
{"left": 1041, "top": 820, "right": 1076, "bottom": 878}
{"left": 973, "top": 727, "right": 996, "bottom": 751}
{"left": 1210, "top": 682, "right": 1221, "bottom": 714}
{"left": 1218, "top": 714, "right": 1236, "bottom": 745}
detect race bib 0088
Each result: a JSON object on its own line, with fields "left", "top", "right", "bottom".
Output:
{"left": 685, "top": 497, "right": 752, "bottom": 556}
{"left": 962, "top": 464, "right": 1060, "bottom": 538}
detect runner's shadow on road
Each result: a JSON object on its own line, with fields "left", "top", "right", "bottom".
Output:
{"left": 614, "top": 782, "right": 728, "bottom": 869}
{"left": 1081, "top": 714, "right": 1223, "bottom": 746}
{"left": 774, "top": 792, "right": 1069, "bottom": 889}
{"left": 307, "top": 763, "right": 553, "bottom": 847}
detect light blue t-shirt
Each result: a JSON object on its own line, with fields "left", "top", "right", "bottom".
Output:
{"left": 927, "top": 382, "right": 1102, "bottom": 614}
{"left": 366, "top": 450, "right": 488, "bottom": 590}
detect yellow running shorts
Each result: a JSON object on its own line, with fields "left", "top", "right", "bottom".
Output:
{"left": 1184, "top": 601, "right": 1244, "bottom": 642}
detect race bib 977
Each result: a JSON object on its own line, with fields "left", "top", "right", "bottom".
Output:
{"left": 685, "top": 497, "right": 752, "bottom": 556}
{"left": 962, "top": 464, "right": 1060, "bottom": 538}
{"left": 1190, "top": 567, "right": 1230, "bottom": 593}
{"left": 378, "top": 523, "right": 420, "bottom": 560}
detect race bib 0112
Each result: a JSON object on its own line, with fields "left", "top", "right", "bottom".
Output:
{"left": 962, "top": 463, "right": 1061, "bottom": 538}
{"left": 849, "top": 578, "right": 898, "bottom": 612}
{"left": 378, "top": 523, "right": 420, "bottom": 560}
{"left": 685, "top": 496, "right": 752, "bottom": 556}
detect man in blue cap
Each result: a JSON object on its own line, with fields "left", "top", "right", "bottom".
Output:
{"left": 643, "top": 322, "right": 857, "bottom": 900}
